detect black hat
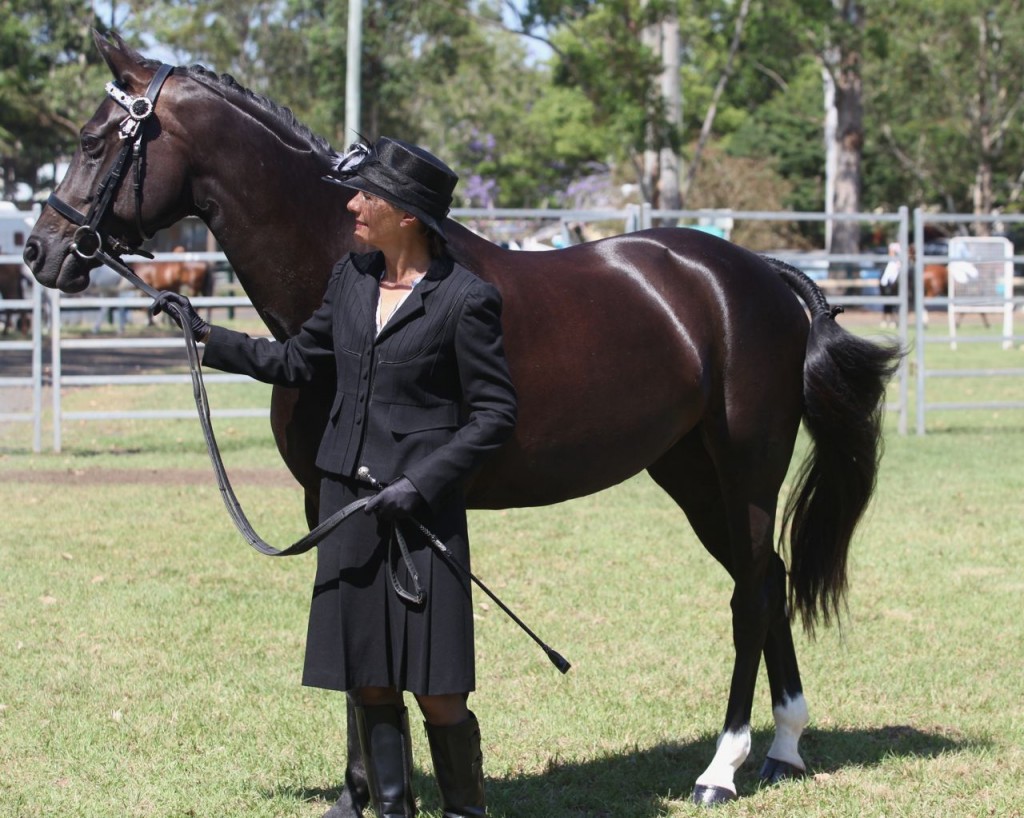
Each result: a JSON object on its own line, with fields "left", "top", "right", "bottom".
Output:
{"left": 324, "top": 137, "right": 458, "bottom": 238}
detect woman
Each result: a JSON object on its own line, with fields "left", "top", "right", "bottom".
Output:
{"left": 153, "top": 136, "right": 517, "bottom": 818}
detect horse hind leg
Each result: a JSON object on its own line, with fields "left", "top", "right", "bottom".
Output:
{"left": 648, "top": 431, "right": 806, "bottom": 804}
{"left": 759, "top": 552, "right": 810, "bottom": 784}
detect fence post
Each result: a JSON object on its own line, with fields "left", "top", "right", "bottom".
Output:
{"left": 896, "top": 206, "right": 909, "bottom": 436}
{"left": 50, "top": 289, "right": 63, "bottom": 453}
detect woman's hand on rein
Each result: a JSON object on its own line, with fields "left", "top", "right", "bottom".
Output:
{"left": 150, "top": 290, "right": 211, "bottom": 342}
{"left": 364, "top": 477, "right": 424, "bottom": 521}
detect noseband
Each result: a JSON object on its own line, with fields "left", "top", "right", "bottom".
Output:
{"left": 46, "top": 63, "right": 174, "bottom": 262}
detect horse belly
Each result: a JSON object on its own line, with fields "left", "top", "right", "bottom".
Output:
{"left": 468, "top": 347, "right": 707, "bottom": 508}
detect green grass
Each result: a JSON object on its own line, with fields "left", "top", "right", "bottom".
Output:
{"left": 1, "top": 316, "right": 1023, "bottom": 816}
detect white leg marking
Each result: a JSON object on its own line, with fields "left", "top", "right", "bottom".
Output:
{"left": 695, "top": 726, "right": 752, "bottom": 794}
{"left": 765, "top": 693, "right": 809, "bottom": 770}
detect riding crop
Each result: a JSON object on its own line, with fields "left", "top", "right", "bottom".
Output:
{"left": 357, "top": 468, "right": 571, "bottom": 674}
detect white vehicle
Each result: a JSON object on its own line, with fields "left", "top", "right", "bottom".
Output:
{"left": 0, "top": 201, "right": 39, "bottom": 260}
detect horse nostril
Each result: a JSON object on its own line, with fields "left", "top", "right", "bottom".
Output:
{"left": 22, "top": 241, "right": 39, "bottom": 266}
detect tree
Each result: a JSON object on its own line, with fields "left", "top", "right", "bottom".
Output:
{"left": 510, "top": 0, "right": 670, "bottom": 196}
{"left": 0, "top": 0, "right": 107, "bottom": 200}
{"left": 118, "top": 0, "right": 613, "bottom": 206}
{"left": 822, "top": 0, "right": 865, "bottom": 257}
{"left": 867, "top": 0, "right": 1024, "bottom": 226}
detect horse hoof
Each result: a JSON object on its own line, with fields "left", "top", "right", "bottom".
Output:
{"left": 691, "top": 784, "right": 737, "bottom": 806}
{"left": 759, "top": 756, "right": 807, "bottom": 785}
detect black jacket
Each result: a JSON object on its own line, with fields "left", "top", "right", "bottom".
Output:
{"left": 202, "top": 251, "right": 517, "bottom": 509}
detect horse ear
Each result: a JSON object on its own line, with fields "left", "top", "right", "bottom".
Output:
{"left": 92, "top": 29, "right": 150, "bottom": 88}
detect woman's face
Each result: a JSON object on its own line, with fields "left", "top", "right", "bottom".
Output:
{"left": 347, "top": 190, "right": 407, "bottom": 249}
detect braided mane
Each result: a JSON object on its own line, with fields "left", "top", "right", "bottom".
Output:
{"left": 126, "top": 41, "right": 335, "bottom": 158}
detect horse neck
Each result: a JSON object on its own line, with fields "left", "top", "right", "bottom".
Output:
{"left": 184, "top": 90, "right": 355, "bottom": 339}
{"left": 444, "top": 221, "right": 512, "bottom": 286}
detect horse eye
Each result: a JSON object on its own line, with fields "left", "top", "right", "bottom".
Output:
{"left": 80, "top": 133, "right": 103, "bottom": 156}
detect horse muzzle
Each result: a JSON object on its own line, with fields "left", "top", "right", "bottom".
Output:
{"left": 22, "top": 234, "right": 94, "bottom": 293}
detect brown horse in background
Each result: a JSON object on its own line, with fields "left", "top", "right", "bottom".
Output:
{"left": 0, "top": 263, "right": 30, "bottom": 335}
{"left": 879, "top": 242, "right": 949, "bottom": 326}
{"left": 134, "top": 245, "right": 213, "bottom": 325}
{"left": 23, "top": 32, "right": 901, "bottom": 812}
{"left": 132, "top": 245, "right": 213, "bottom": 297}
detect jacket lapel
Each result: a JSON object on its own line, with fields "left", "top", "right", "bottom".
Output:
{"left": 348, "top": 252, "right": 384, "bottom": 329}
{"left": 374, "top": 257, "right": 452, "bottom": 343}
{"left": 374, "top": 276, "right": 439, "bottom": 343}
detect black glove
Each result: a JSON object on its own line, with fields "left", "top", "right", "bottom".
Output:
{"left": 150, "top": 290, "right": 210, "bottom": 341}
{"left": 363, "top": 477, "right": 423, "bottom": 521}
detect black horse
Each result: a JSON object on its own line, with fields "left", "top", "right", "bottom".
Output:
{"left": 23, "top": 32, "right": 901, "bottom": 811}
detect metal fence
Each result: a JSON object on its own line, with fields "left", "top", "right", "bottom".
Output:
{"left": 912, "top": 210, "right": 1024, "bottom": 435}
{"left": 3, "top": 205, "right": 1022, "bottom": 449}
{"left": 0, "top": 260, "right": 44, "bottom": 450}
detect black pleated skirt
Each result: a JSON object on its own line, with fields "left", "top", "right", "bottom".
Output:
{"left": 301, "top": 475, "right": 476, "bottom": 695}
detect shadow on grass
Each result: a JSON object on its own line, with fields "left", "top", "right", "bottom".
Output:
{"left": 277, "top": 723, "right": 980, "bottom": 817}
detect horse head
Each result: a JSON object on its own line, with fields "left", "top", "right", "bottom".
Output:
{"left": 23, "top": 31, "right": 194, "bottom": 293}
{"left": 26, "top": 31, "right": 355, "bottom": 339}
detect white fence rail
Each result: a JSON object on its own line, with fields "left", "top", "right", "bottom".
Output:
{"left": 912, "top": 210, "right": 1024, "bottom": 434}
{"left": 3, "top": 205, "right": 1022, "bottom": 449}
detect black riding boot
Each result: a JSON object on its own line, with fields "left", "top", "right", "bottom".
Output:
{"left": 352, "top": 703, "right": 417, "bottom": 818}
{"left": 320, "top": 702, "right": 370, "bottom": 818}
{"left": 424, "top": 712, "right": 487, "bottom": 817}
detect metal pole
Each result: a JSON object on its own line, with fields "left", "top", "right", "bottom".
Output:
{"left": 345, "top": 0, "right": 363, "bottom": 143}
{"left": 51, "top": 290, "right": 62, "bottom": 453}
{"left": 914, "top": 208, "right": 926, "bottom": 436}
{"left": 30, "top": 272, "right": 42, "bottom": 452}
{"left": 897, "top": 205, "right": 908, "bottom": 436}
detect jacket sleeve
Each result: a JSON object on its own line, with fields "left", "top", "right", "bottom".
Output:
{"left": 200, "top": 268, "right": 340, "bottom": 387}
{"left": 403, "top": 281, "right": 517, "bottom": 509}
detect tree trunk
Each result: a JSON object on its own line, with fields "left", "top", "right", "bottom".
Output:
{"left": 971, "top": 14, "right": 994, "bottom": 236}
{"left": 825, "top": 1, "right": 864, "bottom": 261}
{"left": 641, "top": 10, "right": 682, "bottom": 217}
{"left": 657, "top": 15, "right": 682, "bottom": 212}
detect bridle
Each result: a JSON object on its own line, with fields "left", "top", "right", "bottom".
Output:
{"left": 45, "top": 63, "right": 174, "bottom": 262}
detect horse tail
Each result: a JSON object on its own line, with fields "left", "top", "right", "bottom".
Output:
{"left": 762, "top": 255, "right": 903, "bottom": 633}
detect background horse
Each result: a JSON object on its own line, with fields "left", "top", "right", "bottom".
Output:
{"left": 134, "top": 245, "right": 214, "bottom": 325}
{"left": 133, "top": 245, "right": 213, "bottom": 297}
{"left": 879, "top": 242, "right": 949, "bottom": 327}
{"left": 0, "top": 263, "right": 31, "bottom": 335}
{"left": 23, "top": 32, "right": 900, "bottom": 812}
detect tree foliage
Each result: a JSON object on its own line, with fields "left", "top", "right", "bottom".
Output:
{"left": 0, "top": 0, "right": 107, "bottom": 196}
{"left": 865, "top": 0, "right": 1024, "bottom": 217}
{"left": 6, "top": 0, "right": 1024, "bottom": 223}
